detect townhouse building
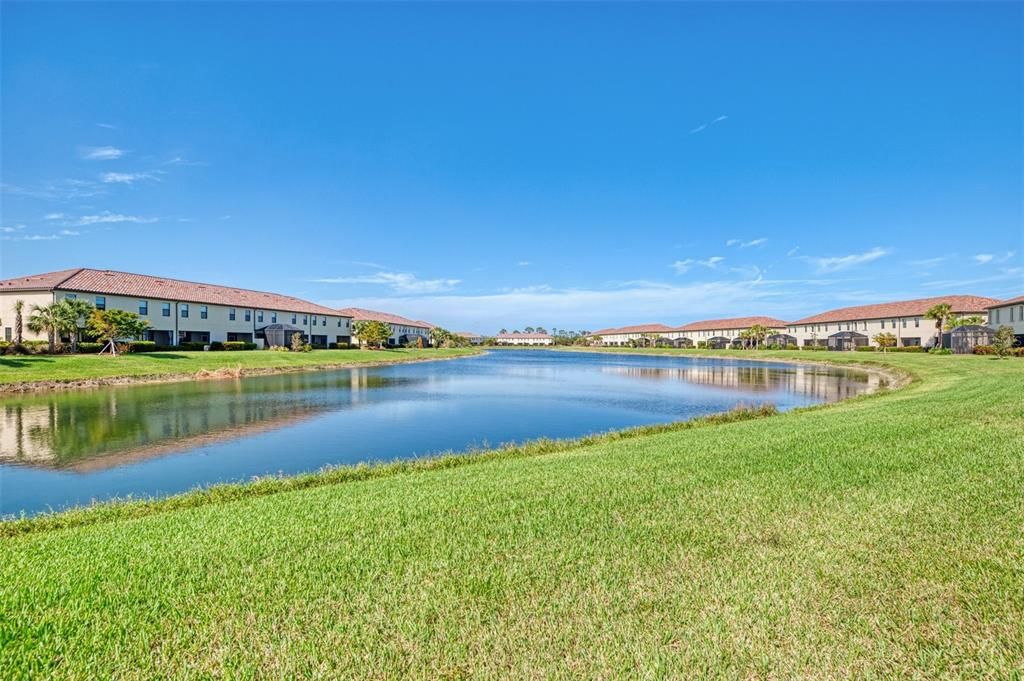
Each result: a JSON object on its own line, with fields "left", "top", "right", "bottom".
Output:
{"left": 495, "top": 332, "right": 553, "bottom": 346}
{"left": 338, "top": 307, "right": 433, "bottom": 347}
{"left": 0, "top": 268, "right": 352, "bottom": 347}
{"left": 591, "top": 324, "right": 676, "bottom": 347}
{"left": 674, "top": 316, "right": 790, "bottom": 348}
{"left": 785, "top": 295, "right": 998, "bottom": 349}
{"left": 986, "top": 295, "right": 1024, "bottom": 342}
{"left": 454, "top": 332, "right": 485, "bottom": 345}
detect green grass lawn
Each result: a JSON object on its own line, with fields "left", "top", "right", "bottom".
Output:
{"left": 0, "top": 348, "right": 479, "bottom": 388}
{"left": 2, "top": 352, "right": 1022, "bottom": 677}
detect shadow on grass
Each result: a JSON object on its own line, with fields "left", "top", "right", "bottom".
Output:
{"left": 141, "top": 353, "right": 191, "bottom": 360}
{"left": 0, "top": 356, "right": 54, "bottom": 368}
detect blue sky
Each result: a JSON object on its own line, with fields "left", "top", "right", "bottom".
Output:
{"left": 2, "top": 2, "right": 1021, "bottom": 332}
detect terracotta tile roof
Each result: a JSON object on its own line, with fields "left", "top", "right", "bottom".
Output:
{"left": 0, "top": 268, "right": 342, "bottom": 316}
{"left": 454, "top": 331, "right": 482, "bottom": 338}
{"left": 496, "top": 332, "right": 552, "bottom": 339}
{"left": 675, "top": 316, "right": 789, "bottom": 332}
{"left": 792, "top": 295, "right": 999, "bottom": 324}
{"left": 593, "top": 323, "right": 675, "bottom": 336}
{"left": 987, "top": 295, "right": 1024, "bottom": 308}
{"left": 0, "top": 268, "right": 84, "bottom": 291}
{"left": 337, "top": 307, "right": 432, "bottom": 329}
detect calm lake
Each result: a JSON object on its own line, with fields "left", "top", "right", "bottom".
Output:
{"left": 0, "top": 350, "right": 883, "bottom": 517}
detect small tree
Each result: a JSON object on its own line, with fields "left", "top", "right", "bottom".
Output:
{"left": 14, "top": 299, "right": 25, "bottom": 346}
{"left": 54, "top": 298, "right": 94, "bottom": 353}
{"left": 353, "top": 319, "right": 391, "bottom": 349}
{"left": 746, "top": 324, "right": 769, "bottom": 350}
{"left": 430, "top": 326, "right": 452, "bottom": 349}
{"left": 924, "top": 303, "right": 953, "bottom": 349}
{"left": 86, "top": 309, "right": 149, "bottom": 355}
{"left": 873, "top": 331, "right": 897, "bottom": 353}
{"left": 992, "top": 325, "right": 1016, "bottom": 358}
{"left": 27, "top": 303, "right": 61, "bottom": 354}
{"left": 290, "top": 332, "right": 305, "bottom": 352}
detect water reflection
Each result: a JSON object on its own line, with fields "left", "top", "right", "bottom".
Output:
{"left": 600, "top": 364, "right": 885, "bottom": 402}
{"left": 0, "top": 371, "right": 422, "bottom": 470}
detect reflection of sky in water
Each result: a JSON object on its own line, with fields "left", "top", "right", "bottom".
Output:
{"left": 0, "top": 351, "right": 882, "bottom": 516}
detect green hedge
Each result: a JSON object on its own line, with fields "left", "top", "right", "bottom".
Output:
{"left": 223, "top": 341, "right": 257, "bottom": 351}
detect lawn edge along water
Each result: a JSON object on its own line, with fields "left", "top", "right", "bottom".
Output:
{"left": 0, "top": 353, "right": 910, "bottom": 538}
{"left": 0, "top": 347, "right": 483, "bottom": 394}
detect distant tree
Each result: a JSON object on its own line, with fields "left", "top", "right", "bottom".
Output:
{"left": 430, "top": 326, "right": 452, "bottom": 349}
{"left": 13, "top": 299, "right": 25, "bottom": 346}
{"left": 924, "top": 303, "right": 953, "bottom": 349}
{"left": 992, "top": 325, "right": 1016, "bottom": 358}
{"left": 499, "top": 328, "right": 508, "bottom": 335}
{"left": 524, "top": 326, "right": 535, "bottom": 334}
{"left": 945, "top": 315, "right": 985, "bottom": 330}
{"left": 535, "top": 326, "right": 548, "bottom": 335}
{"left": 873, "top": 332, "right": 897, "bottom": 353}
{"left": 290, "top": 332, "right": 305, "bottom": 352}
{"left": 86, "top": 309, "right": 149, "bottom": 355}
{"left": 54, "top": 298, "right": 94, "bottom": 353}
{"left": 353, "top": 320, "right": 391, "bottom": 349}
{"left": 27, "top": 303, "right": 61, "bottom": 354}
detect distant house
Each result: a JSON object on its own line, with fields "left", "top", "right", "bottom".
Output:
{"left": 986, "top": 295, "right": 1024, "bottom": 345}
{"left": 0, "top": 268, "right": 352, "bottom": 347}
{"left": 591, "top": 324, "right": 676, "bottom": 347}
{"left": 787, "top": 295, "right": 999, "bottom": 349}
{"left": 674, "top": 317, "right": 790, "bottom": 348}
{"left": 338, "top": 307, "right": 433, "bottom": 347}
{"left": 495, "top": 332, "right": 553, "bottom": 346}
{"left": 454, "top": 332, "right": 484, "bottom": 345}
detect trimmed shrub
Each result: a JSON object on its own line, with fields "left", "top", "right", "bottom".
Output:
{"left": 177, "top": 342, "right": 207, "bottom": 351}
{"left": 127, "top": 341, "right": 157, "bottom": 353}
{"left": 223, "top": 341, "right": 257, "bottom": 351}
{"left": 893, "top": 346, "right": 924, "bottom": 353}
{"left": 855, "top": 346, "right": 876, "bottom": 352}
{"left": 77, "top": 342, "right": 103, "bottom": 354}
{"left": 929, "top": 347, "right": 952, "bottom": 355}
{"left": 208, "top": 341, "right": 225, "bottom": 351}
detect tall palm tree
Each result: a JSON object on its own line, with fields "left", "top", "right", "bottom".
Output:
{"left": 27, "top": 303, "right": 61, "bottom": 354}
{"left": 54, "top": 298, "right": 94, "bottom": 353}
{"left": 14, "top": 299, "right": 25, "bottom": 345}
{"left": 924, "top": 303, "right": 953, "bottom": 349}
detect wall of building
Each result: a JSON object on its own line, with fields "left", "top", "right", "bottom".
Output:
{"left": 496, "top": 337, "right": 552, "bottom": 346}
{"left": 988, "top": 303, "right": 1024, "bottom": 336}
{"left": 0, "top": 291, "right": 56, "bottom": 342}
{"left": 786, "top": 316, "right": 936, "bottom": 348}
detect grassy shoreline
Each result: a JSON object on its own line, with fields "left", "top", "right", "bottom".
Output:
{"left": 2, "top": 352, "right": 1022, "bottom": 676}
{"left": 0, "top": 347, "right": 481, "bottom": 393}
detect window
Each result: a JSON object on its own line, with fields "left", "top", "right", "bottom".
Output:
{"left": 257, "top": 311, "right": 264, "bottom": 323}
{"left": 139, "top": 300, "right": 148, "bottom": 316}
{"left": 271, "top": 312, "right": 277, "bottom": 323}
{"left": 880, "top": 320, "right": 885, "bottom": 329}
{"left": 322, "top": 317, "right": 327, "bottom": 326}
{"left": 291, "top": 314, "right": 297, "bottom": 324}
{"left": 312, "top": 317, "right": 317, "bottom": 326}
{"left": 181, "top": 304, "right": 189, "bottom": 318}
{"left": 4, "top": 328, "right": 10, "bottom": 341}
{"left": 338, "top": 319, "right": 343, "bottom": 327}
{"left": 1011, "top": 307, "right": 1016, "bottom": 323}
{"left": 229, "top": 308, "right": 236, "bottom": 321}
{"left": 95, "top": 296, "right": 106, "bottom": 310}
{"left": 902, "top": 319, "right": 907, "bottom": 328}
{"left": 162, "top": 303, "right": 171, "bottom": 317}
{"left": 245, "top": 310, "right": 251, "bottom": 322}
{"left": 996, "top": 310, "right": 1001, "bottom": 323}
{"left": 914, "top": 318, "right": 920, "bottom": 328}
{"left": 891, "top": 319, "right": 896, "bottom": 328}
{"left": 200, "top": 306, "right": 208, "bottom": 320}
{"left": 303, "top": 315, "right": 308, "bottom": 325}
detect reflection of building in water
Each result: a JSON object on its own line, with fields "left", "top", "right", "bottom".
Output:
{"left": 600, "top": 364, "right": 882, "bottom": 402}
{"left": 0, "top": 371, "right": 422, "bottom": 471}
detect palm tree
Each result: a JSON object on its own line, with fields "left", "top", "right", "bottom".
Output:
{"left": 924, "top": 303, "right": 953, "bottom": 349}
{"left": 27, "top": 303, "right": 61, "bottom": 354}
{"left": 747, "top": 324, "right": 770, "bottom": 350}
{"left": 54, "top": 298, "right": 94, "bottom": 353}
{"left": 13, "top": 299, "right": 25, "bottom": 345}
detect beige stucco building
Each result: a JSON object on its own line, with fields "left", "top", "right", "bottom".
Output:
{"left": 986, "top": 295, "right": 1024, "bottom": 340}
{"left": 673, "top": 316, "right": 789, "bottom": 348}
{"left": 0, "top": 268, "right": 352, "bottom": 347}
{"left": 495, "top": 332, "right": 553, "bottom": 346}
{"left": 591, "top": 324, "right": 676, "bottom": 347}
{"left": 338, "top": 307, "right": 433, "bottom": 347}
{"left": 786, "top": 295, "right": 999, "bottom": 349}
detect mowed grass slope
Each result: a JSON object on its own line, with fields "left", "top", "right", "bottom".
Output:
{"left": 2, "top": 353, "right": 1022, "bottom": 678}
{"left": 0, "top": 348, "right": 477, "bottom": 387}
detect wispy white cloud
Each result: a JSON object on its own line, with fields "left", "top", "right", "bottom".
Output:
{"left": 79, "top": 146, "right": 126, "bottom": 160}
{"left": 314, "top": 271, "right": 461, "bottom": 294}
{"left": 786, "top": 246, "right": 800, "bottom": 257}
{"left": 75, "top": 212, "right": 158, "bottom": 226}
{"left": 688, "top": 115, "right": 728, "bottom": 135}
{"left": 96, "top": 123, "right": 117, "bottom": 129}
{"left": 974, "top": 251, "right": 1015, "bottom": 265}
{"left": 2, "top": 179, "right": 106, "bottom": 200}
{"left": 726, "top": 237, "right": 767, "bottom": 248}
{"left": 910, "top": 256, "right": 947, "bottom": 267}
{"left": 921, "top": 267, "right": 1023, "bottom": 290}
{"left": 672, "top": 256, "right": 725, "bottom": 274}
{"left": 58, "top": 229, "right": 80, "bottom": 236}
{"left": 219, "top": 215, "right": 232, "bottom": 221}
{"left": 1, "top": 224, "right": 26, "bottom": 233}
{"left": 43, "top": 212, "right": 66, "bottom": 221}
{"left": 804, "top": 247, "right": 890, "bottom": 273}
{"left": 100, "top": 171, "right": 158, "bottom": 184}
{"left": 164, "top": 155, "right": 205, "bottom": 167}
{"left": 517, "top": 261, "right": 531, "bottom": 267}
{"left": 2, "top": 234, "right": 61, "bottom": 242}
